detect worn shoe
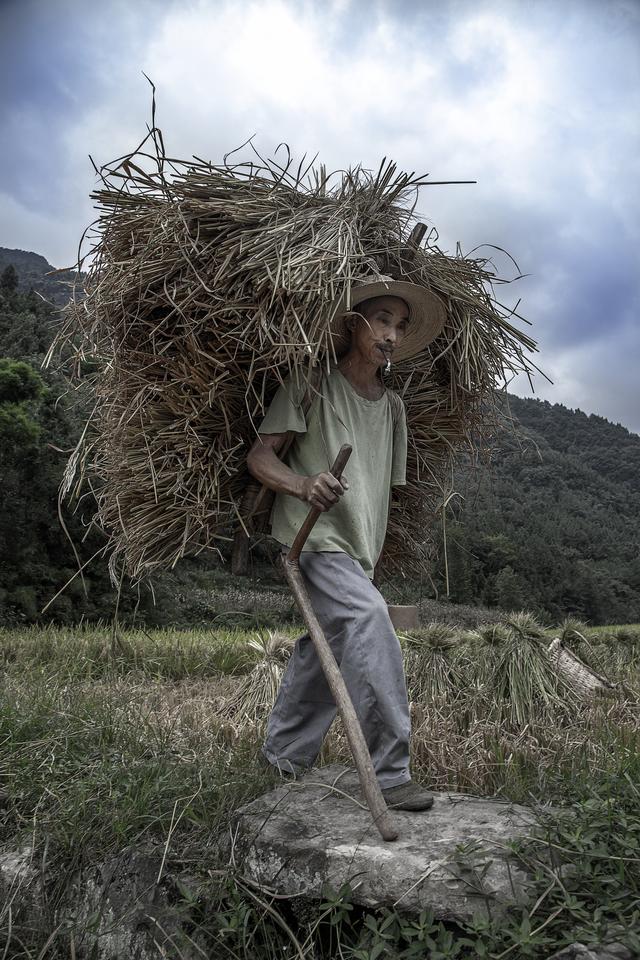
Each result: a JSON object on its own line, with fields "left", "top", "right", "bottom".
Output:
{"left": 257, "top": 752, "right": 298, "bottom": 781}
{"left": 381, "top": 781, "right": 435, "bottom": 811}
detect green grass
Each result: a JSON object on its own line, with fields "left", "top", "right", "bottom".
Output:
{"left": 0, "top": 621, "right": 302, "bottom": 680}
{"left": 0, "top": 618, "right": 638, "bottom": 957}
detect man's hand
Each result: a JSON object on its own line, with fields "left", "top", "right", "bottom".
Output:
{"left": 299, "top": 472, "right": 349, "bottom": 512}
{"left": 246, "top": 434, "right": 349, "bottom": 511}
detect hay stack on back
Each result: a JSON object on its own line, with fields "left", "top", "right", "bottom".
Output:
{"left": 47, "top": 123, "right": 539, "bottom": 587}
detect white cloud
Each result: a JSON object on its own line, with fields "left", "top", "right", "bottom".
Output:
{"left": 14, "top": 0, "right": 640, "bottom": 258}
{"left": 1, "top": 0, "right": 638, "bottom": 431}
{"left": 509, "top": 315, "right": 640, "bottom": 434}
{"left": 0, "top": 191, "right": 91, "bottom": 269}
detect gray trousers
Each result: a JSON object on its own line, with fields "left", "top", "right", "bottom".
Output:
{"left": 262, "top": 551, "right": 411, "bottom": 789}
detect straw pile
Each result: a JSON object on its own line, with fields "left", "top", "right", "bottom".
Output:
{"left": 46, "top": 119, "right": 540, "bottom": 587}
{"left": 547, "top": 637, "right": 617, "bottom": 697}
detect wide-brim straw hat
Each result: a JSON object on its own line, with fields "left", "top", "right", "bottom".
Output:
{"left": 329, "top": 274, "right": 447, "bottom": 363}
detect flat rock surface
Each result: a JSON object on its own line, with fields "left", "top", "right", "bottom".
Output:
{"left": 232, "top": 764, "right": 542, "bottom": 922}
{"left": 545, "top": 945, "right": 634, "bottom": 960}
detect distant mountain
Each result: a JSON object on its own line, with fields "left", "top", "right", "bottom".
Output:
{"left": 441, "top": 393, "right": 640, "bottom": 623}
{"left": 0, "top": 247, "right": 78, "bottom": 306}
{"left": 506, "top": 393, "right": 639, "bottom": 488}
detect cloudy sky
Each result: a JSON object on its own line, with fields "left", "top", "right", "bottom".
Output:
{"left": 1, "top": 0, "right": 638, "bottom": 432}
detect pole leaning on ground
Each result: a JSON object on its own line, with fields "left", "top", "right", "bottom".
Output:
{"left": 282, "top": 443, "right": 399, "bottom": 842}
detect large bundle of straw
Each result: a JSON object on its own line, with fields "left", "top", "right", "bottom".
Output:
{"left": 47, "top": 119, "right": 540, "bottom": 587}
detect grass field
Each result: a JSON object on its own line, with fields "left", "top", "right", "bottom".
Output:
{"left": 0, "top": 616, "right": 638, "bottom": 958}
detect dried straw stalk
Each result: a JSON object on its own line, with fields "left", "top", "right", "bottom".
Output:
{"left": 46, "top": 119, "right": 541, "bottom": 587}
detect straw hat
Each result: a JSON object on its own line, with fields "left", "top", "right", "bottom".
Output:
{"left": 329, "top": 274, "right": 447, "bottom": 363}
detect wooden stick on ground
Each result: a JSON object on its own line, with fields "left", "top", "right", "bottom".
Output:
{"left": 281, "top": 443, "right": 399, "bottom": 842}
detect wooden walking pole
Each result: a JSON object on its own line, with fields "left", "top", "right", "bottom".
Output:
{"left": 281, "top": 443, "right": 399, "bottom": 842}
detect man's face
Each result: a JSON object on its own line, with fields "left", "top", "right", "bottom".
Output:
{"left": 347, "top": 295, "right": 410, "bottom": 368}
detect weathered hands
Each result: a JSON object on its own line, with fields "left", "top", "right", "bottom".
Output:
{"left": 299, "top": 472, "right": 349, "bottom": 512}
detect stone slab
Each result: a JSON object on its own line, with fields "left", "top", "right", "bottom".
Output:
{"left": 232, "top": 764, "right": 542, "bottom": 922}
{"left": 545, "top": 945, "right": 634, "bottom": 960}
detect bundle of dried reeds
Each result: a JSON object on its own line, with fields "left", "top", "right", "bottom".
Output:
{"left": 46, "top": 117, "right": 541, "bottom": 587}
{"left": 547, "top": 637, "right": 617, "bottom": 698}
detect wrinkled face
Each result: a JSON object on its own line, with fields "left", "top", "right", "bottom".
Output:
{"left": 346, "top": 295, "right": 410, "bottom": 368}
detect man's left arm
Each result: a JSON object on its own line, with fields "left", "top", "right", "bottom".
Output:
{"left": 389, "top": 397, "right": 408, "bottom": 488}
{"left": 373, "top": 397, "right": 408, "bottom": 584}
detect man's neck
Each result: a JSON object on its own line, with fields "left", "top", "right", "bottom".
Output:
{"left": 337, "top": 353, "right": 385, "bottom": 400}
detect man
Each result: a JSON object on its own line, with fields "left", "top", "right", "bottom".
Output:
{"left": 246, "top": 275, "right": 446, "bottom": 811}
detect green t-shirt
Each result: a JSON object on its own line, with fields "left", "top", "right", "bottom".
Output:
{"left": 257, "top": 366, "right": 407, "bottom": 578}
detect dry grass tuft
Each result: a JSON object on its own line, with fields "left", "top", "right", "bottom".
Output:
{"left": 400, "top": 622, "right": 459, "bottom": 650}
{"left": 559, "top": 616, "right": 590, "bottom": 646}
{"left": 220, "top": 630, "right": 295, "bottom": 722}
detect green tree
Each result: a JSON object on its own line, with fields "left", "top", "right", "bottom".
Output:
{"left": 494, "top": 565, "right": 527, "bottom": 611}
{"left": 0, "top": 264, "right": 18, "bottom": 294}
{"left": 444, "top": 523, "right": 473, "bottom": 603}
{"left": 0, "top": 359, "right": 47, "bottom": 619}
{"left": 0, "top": 357, "right": 44, "bottom": 403}
{"left": 0, "top": 268, "right": 159, "bottom": 624}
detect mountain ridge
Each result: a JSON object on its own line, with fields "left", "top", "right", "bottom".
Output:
{"left": 0, "top": 246, "right": 79, "bottom": 306}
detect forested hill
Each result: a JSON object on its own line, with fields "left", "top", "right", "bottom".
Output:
{"left": 0, "top": 247, "right": 77, "bottom": 306}
{"left": 0, "top": 245, "right": 638, "bottom": 626}
{"left": 440, "top": 393, "right": 640, "bottom": 624}
{"left": 507, "top": 393, "right": 639, "bottom": 492}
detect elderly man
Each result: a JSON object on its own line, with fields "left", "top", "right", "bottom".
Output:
{"left": 246, "top": 275, "right": 445, "bottom": 810}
